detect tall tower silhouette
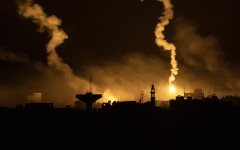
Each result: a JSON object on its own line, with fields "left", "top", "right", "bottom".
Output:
{"left": 76, "top": 76, "right": 102, "bottom": 112}
{"left": 150, "top": 84, "right": 156, "bottom": 107}
{"left": 76, "top": 92, "right": 102, "bottom": 112}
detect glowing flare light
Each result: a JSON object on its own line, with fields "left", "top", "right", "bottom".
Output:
{"left": 169, "top": 84, "right": 175, "bottom": 93}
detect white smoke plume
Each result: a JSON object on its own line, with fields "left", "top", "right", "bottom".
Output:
{"left": 17, "top": 0, "right": 88, "bottom": 93}
{"left": 155, "top": 0, "right": 178, "bottom": 86}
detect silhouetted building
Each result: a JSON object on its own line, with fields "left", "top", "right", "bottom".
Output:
{"left": 105, "top": 101, "right": 140, "bottom": 112}
{"left": 176, "top": 95, "right": 184, "bottom": 101}
{"left": 184, "top": 88, "right": 204, "bottom": 99}
{"left": 221, "top": 95, "right": 240, "bottom": 106}
{"left": 16, "top": 104, "right": 24, "bottom": 109}
{"left": 25, "top": 103, "right": 54, "bottom": 110}
{"left": 170, "top": 96, "right": 232, "bottom": 112}
{"left": 76, "top": 92, "right": 102, "bottom": 112}
{"left": 102, "top": 101, "right": 112, "bottom": 111}
{"left": 157, "top": 100, "right": 170, "bottom": 108}
{"left": 101, "top": 85, "right": 160, "bottom": 112}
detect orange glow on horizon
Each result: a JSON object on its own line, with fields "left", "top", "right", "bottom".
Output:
{"left": 102, "top": 89, "right": 118, "bottom": 102}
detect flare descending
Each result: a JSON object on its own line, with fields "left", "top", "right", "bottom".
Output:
{"left": 17, "top": 0, "right": 88, "bottom": 92}
{"left": 155, "top": 0, "right": 178, "bottom": 87}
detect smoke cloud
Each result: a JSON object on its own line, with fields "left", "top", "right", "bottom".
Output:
{"left": 155, "top": 0, "right": 178, "bottom": 86}
{"left": 84, "top": 53, "right": 173, "bottom": 102}
{"left": 0, "top": 48, "right": 28, "bottom": 63}
{"left": 173, "top": 18, "right": 220, "bottom": 72}
{"left": 173, "top": 17, "right": 240, "bottom": 96}
{"left": 17, "top": 0, "right": 88, "bottom": 93}
{"left": 4, "top": 1, "right": 237, "bottom": 108}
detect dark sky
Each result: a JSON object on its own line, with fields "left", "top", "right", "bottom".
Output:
{"left": 0, "top": 0, "right": 240, "bottom": 107}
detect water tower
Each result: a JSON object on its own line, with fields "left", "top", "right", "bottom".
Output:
{"left": 76, "top": 92, "right": 102, "bottom": 112}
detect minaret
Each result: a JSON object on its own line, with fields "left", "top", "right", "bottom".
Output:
{"left": 150, "top": 84, "right": 156, "bottom": 107}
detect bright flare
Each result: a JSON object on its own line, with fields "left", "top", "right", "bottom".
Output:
{"left": 169, "top": 84, "right": 175, "bottom": 93}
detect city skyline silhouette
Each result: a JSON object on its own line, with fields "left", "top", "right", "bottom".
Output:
{"left": 0, "top": 0, "right": 240, "bottom": 149}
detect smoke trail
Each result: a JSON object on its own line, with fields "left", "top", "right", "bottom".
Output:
{"left": 17, "top": 0, "right": 88, "bottom": 92}
{"left": 155, "top": 0, "right": 178, "bottom": 86}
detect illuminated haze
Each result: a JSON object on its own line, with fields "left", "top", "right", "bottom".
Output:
{"left": 16, "top": 0, "right": 177, "bottom": 106}
{"left": 0, "top": 1, "right": 239, "bottom": 107}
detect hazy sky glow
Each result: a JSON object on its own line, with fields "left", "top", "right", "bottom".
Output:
{"left": 0, "top": 0, "right": 239, "bottom": 107}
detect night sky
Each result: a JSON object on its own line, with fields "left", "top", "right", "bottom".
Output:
{"left": 0, "top": 0, "right": 240, "bottom": 107}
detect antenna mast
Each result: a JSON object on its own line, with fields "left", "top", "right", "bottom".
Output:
{"left": 90, "top": 75, "right": 92, "bottom": 93}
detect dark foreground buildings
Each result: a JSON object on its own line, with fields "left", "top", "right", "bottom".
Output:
{"left": 0, "top": 86, "right": 240, "bottom": 149}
